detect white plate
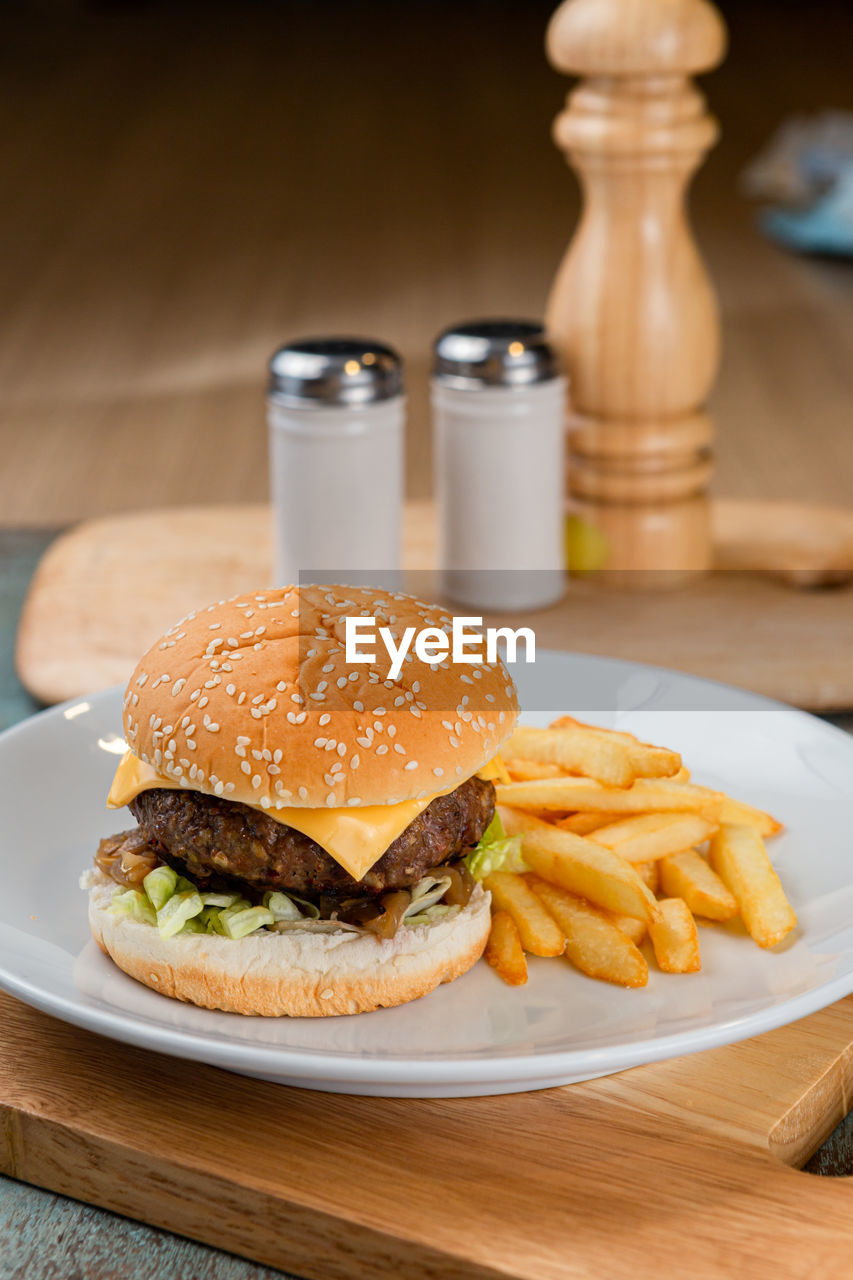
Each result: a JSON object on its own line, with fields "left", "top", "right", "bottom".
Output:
{"left": 1, "top": 652, "right": 852, "bottom": 1097}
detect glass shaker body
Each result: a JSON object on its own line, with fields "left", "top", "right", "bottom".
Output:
{"left": 431, "top": 321, "right": 567, "bottom": 611}
{"left": 267, "top": 339, "right": 404, "bottom": 586}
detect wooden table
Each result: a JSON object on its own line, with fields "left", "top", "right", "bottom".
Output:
{"left": 1, "top": 1, "right": 853, "bottom": 526}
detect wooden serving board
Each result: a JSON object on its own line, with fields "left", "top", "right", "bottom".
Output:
{"left": 1, "top": 988, "right": 851, "bottom": 1279}
{"left": 14, "top": 499, "right": 853, "bottom": 711}
{"left": 15, "top": 502, "right": 853, "bottom": 711}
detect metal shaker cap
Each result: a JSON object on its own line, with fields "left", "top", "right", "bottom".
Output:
{"left": 268, "top": 337, "right": 404, "bottom": 407}
{"left": 432, "top": 320, "right": 559, "bottom": 389}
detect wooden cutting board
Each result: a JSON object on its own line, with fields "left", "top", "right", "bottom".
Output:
{"left": 14, "top": 501, "right": 853, "bottom": 711}
{"left": 1, "top": 988, "right": 851, "bottom": 1279}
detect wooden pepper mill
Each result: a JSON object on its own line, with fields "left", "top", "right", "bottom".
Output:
{"left": 545, "top": 0, "right": 728, "bottom": 581}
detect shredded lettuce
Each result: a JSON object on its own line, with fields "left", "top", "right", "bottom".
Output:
{"left": 464, "top": 813, "right": 527, "bottom": 881}
{"left": 219, "top": 905, "right": 275, "bottom": 939}
{"left": 263, "top": 891, "right": 303, "bottom": 922}
{"left": 110, "top": 860, "right": 472, "bottom": 939}
{"left": 404, "top": 903, "right": 461, "bottom": 928}
{"left": 201, "top": 891, "right": 241, "bottom": 908}
{"left": 402, "top": 875, "right": 452, "bottom": 921}
{"left": 110, "top": 888, "right": 157, "bottom": 927}
{"left": 156, "top": 890, "right": 204, "bottom": 939}
{"left": 142, "top": 865, "right": 178, "bottom": 911}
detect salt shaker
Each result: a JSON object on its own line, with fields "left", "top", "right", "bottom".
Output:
{"left": 267, "top": 338, "right": 405, "bottom": 585}
{"left": 431, "top": 320, "right": 567, "bottom": 610}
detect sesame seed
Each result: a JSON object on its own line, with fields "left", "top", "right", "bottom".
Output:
{"left": 251, "top": 775, "right": 262, "bottom": 790}
{"left": 404, "top": 761, "right": 419, "bottom": 771}
{"left": 433, "top": 767, "right": 444, "bottom": 777}
{"left": 376, "top": 744, "right": 388, "bottom": 755}
{"left": 240, "top": 761, "right": 251, "bottom": 774}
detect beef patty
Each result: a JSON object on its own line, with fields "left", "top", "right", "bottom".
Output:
{"left": 129, "top": 775, "right": 495, "bottom": 898}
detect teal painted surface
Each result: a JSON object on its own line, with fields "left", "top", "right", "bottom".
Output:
{"left": 0, "top": 530, "right": 49, "bottom": 732}
{"left": 0, "top": 532, "right": 850, "bottom": 1280}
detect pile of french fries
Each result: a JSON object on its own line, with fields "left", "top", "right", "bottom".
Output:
{"left": 483, "top": 716, "right": 797, "bottom": 988}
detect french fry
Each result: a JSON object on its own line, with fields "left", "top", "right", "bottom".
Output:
{"left": 670, "top": 766, "right": 691, "bottom": 784}
{"left": 556, "top": 812, "right": 614, "bottom": 835}
{"left": 708, "top": 824, "right": 797, "bottom": 948}
{"left": 635, "top": 860, "right": 660, "bottom": 895}
{"left": 589, "top": 812, "right": 718, "bottom": 863}
{"left": 720, "top": 796, "right": 783, "bottom": 839}
{"left": 501, "top": 808, "right": 659, "bottom": 922}
{"left": 504, "top": 726, "right": 636, "bottom": 788}
{"left": 503, "top": 757, "right": 564, "bottom": 782}
{"left": 608, "top": 913, "right": 648, "bottom": 946}
{"left": 649, "top": 898, "right": 702, "bottom": 973}
{"left": 546, "top": 716, "right": 681, "bottom": 779}
{"left": 659, "top": 849, "right": 738, "bottom": 921}
{"left": 495, "top": 777, "right": 724, "bottom": 821}
{"left": 529, "top": 877, "right": 648, "bottom": 988}
{"left": 483, "top": 872, "right": 566, "bottom": 957}
{"left": 484, "top": 911, "right": 528, "bottom": 986}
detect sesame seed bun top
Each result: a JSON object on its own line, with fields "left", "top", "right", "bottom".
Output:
{"left": 123, "top": 585, "right": 519, "bottom": 811}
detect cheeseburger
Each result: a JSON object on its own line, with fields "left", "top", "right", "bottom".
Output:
{"left": 84, "top": 585, "right": 519, "bottom": 1016}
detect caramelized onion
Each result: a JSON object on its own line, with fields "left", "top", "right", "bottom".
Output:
{"left": 442, "top": 864, "right": 475, "bottom": 908}
{"left": 362, "top": 890, "right": 411, "bottom": 939}
{"left": 95, "top": 830, "right": 159, "bottom": 887}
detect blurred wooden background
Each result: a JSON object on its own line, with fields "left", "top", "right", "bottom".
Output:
{"left": 1, "top": 0, "right": 853, "bottom": 525}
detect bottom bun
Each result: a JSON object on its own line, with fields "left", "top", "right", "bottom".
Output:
{"left": 84, "top": 869, "right": 491, "bottom": 1017}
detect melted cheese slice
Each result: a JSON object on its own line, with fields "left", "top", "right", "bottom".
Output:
{"left": 108, "top": 750, "right": 503, "bottom": 882}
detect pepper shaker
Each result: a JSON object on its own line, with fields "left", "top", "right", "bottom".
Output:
{"left": 267, "top": 338, "right": 405, "bottom": 585}
{"left": 431, "top": 320, "right": 567, "bottom": 610}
